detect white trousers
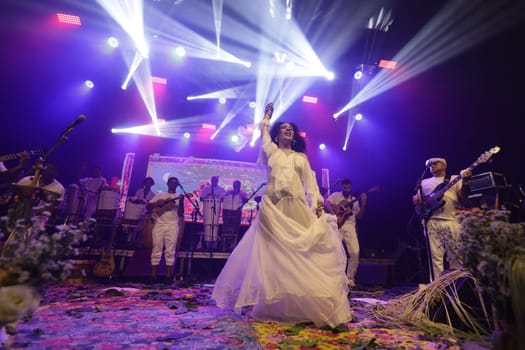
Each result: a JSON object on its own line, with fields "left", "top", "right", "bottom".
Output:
{"left": 340, "top": 224, "right": 359, "bottom": 284}
{"left": 426, "top": 219, "right": 462, "bottom": 279}
{"left": 150, "top": 223, "right": 179, "bottom": 266}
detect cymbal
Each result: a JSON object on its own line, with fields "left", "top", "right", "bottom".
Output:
{"left": 11, "top": 183, "right": 60, "bottom": 199}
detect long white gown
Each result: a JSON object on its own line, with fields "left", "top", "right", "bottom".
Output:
{"left": 211, "top": 121, "right": 352, "bottom": 327}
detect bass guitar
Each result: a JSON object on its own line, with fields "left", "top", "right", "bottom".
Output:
{"left": 415, "top": 146, "right": 501, "bottom": 222}
{"left": 335, "top": 186, "right": 379, "bottom": 227}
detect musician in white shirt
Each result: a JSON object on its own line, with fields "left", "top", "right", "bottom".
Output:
{"left": 325, "top": 179, "right": 367, "bottom": 288}
{"left": 413, "top": 157, "right": 471, "bottom": 279}
{"left": 146, "top": 176, "right": 183, "bottom": 283}
{"left": 16, "top": 163, "right": 65, "bottom": 231}
{"left": 132, "top": 177, "right": 156, "bottom": 203}
{"left": 78, "top": 166, "right": 108, "bottom": 220}
{"left": 222, "top": 180, "right": 248, "bottom": 237}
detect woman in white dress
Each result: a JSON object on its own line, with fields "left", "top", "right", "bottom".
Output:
{"left": 212, "top": 103, "right": 351, "bottom": 327}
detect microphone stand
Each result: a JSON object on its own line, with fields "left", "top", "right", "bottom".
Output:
{"left": 237, "top": 182, "right": 266, "bottom": 211}
{"left": 30, "top": 119, "right": 81, "bottom": 187}
{"left": 22, "top": 117, "right": 85, "bottom": 223}
{"left": 178, "top": 184, "right": 202, "bottom": 220}
{"left": 415, "top": 166, "right": 435, "bottom": 282}
{"left": 177, "top": 183, "right": 202, "bottom": 282}
{"left": 211, "top": 189, "right": 217, "bottom": 251}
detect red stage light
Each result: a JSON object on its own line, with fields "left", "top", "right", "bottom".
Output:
{"left": 202, "top": 123, "right": 216, "bottom": 130}
{"left": 378, "top": 59, "right": 397, "bottom": 69}
{"left": 302, "top": 95, "right": 318, "bottom": 104}
{"left": 56, "top": 13, "right": 82, "bottom": 26}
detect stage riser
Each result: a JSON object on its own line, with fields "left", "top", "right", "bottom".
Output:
{"left": 123, "top": 249, "right": 228, "bottom": 280}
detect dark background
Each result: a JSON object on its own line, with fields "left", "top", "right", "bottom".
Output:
{"left": 1, "top": 0, "right": 524, "bottom": 260}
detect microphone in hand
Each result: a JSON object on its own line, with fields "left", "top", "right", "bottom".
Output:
{"left": 264, "top": 103, "right": 274, "bottom": 120}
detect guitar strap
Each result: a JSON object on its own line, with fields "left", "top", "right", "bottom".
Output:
{"left": 444, "top": 174, "right": 451, "bottom": 185}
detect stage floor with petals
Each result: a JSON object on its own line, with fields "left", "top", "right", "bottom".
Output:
{"left": 2, "top": 280, "right": 492, "bottom": 350}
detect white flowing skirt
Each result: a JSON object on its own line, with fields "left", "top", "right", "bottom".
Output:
{"left": 212, "top": 195, "right": 351, "bottom": 327}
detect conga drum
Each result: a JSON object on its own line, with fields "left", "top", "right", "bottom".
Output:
{"left": 64, "top": 184, "right": 84, "bottom": 217}
{"left": 123, "top": 200, "right": 145, "bottom": 226}
{"left": 202, "top": 196, "right": 221, "bottom": 242}
{"left": 96, "top": 187, "right": 120, "bottom": 219}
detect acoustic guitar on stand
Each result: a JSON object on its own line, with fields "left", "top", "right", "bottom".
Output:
{"left": 92, "top": 215, "right": 120, "bottom": 278}
{"left": 335, "top": 186, "right": 379, "bottom": 228}
{"left": 92, "top": 245, "right": 116, "bottom": 278}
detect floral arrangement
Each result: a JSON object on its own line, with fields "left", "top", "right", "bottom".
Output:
{"left": 456, "top": 208, "right": 525, "bottom": 349}
{"left": 376, "top": 208, "right": 524, "bottom": 348}
{"left": 456, "top": 209, "right": 525, "bottom": 320}
{"left": 0, "top": 215, "right": 87, "bottom": 329}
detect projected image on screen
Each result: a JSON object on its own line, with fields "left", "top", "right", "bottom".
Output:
{"left": 146, "top": 155, "right": 267, "bottom": 225}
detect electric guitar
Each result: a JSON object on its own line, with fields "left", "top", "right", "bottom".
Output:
{"left": 335, "top": 186, "right": 379, "bottom": 227}
{"left": 0, "top": 149, "right": 46, "bottom": 204}
{"left": 0, "top": 149, "right": 45, "bottom": 163}
{"left": 415, "top": 146, "right": 501, "bottom": 222}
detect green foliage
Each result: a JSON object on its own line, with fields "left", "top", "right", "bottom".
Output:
{"left": 456, "top": 209, "right": 525, "bottom": 319}
{"left": 0, "top": 219, "right": 89, "bottom": 288}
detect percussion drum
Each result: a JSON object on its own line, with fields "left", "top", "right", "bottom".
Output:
{"left": 64, "top": 184, "right": 84, "bottom": 217}
{"left": 96, "top": 187, "right": 120, "bottom": 219}
{"left": 97, "top": 188, "right": 120, "bottom": 210}
{"left": 202, "top": 196, "right": 221, "bottom": 226}
{"left": 222, "top": 209, "right": 241, "bottom": 231}
{"left": 202, "top": 196, "right": 221, "bottom": 242}
{"left": 123, "top": 200, "right": 145, "bottom": 224}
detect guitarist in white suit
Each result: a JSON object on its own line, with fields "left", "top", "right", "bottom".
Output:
{"left": 413, "top": 157, "right": 472, "bottom": 280}
{"left": 146, "top": 176, "right": 184, "bottom": 283}
{"left": 326, "top": 179, "right": 367, "bottom": 288}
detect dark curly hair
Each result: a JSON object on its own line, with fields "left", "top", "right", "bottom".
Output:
{"left": 269, "top": 121, "right": 306, "bottom": 153}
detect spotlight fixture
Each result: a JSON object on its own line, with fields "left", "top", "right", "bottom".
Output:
{"left": 107, "top": 37, "right": 119, "bottom": 48}
{"left": 84, "top": 80, "right": 94, "bottom": 88}
{"left": 174, "top": 46, "right": 186, "bottom": 57}
{"left": 183, "top": 132, "right": 190, "bottom": 139}
{"left": 354, "top": 113, "right": 363, "bottom": 120}
{"left": 218, "top": 97, "right": 226, "bottom": 104}
{"left": 353, "top": 70, "right": 363, "bottom": 80}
